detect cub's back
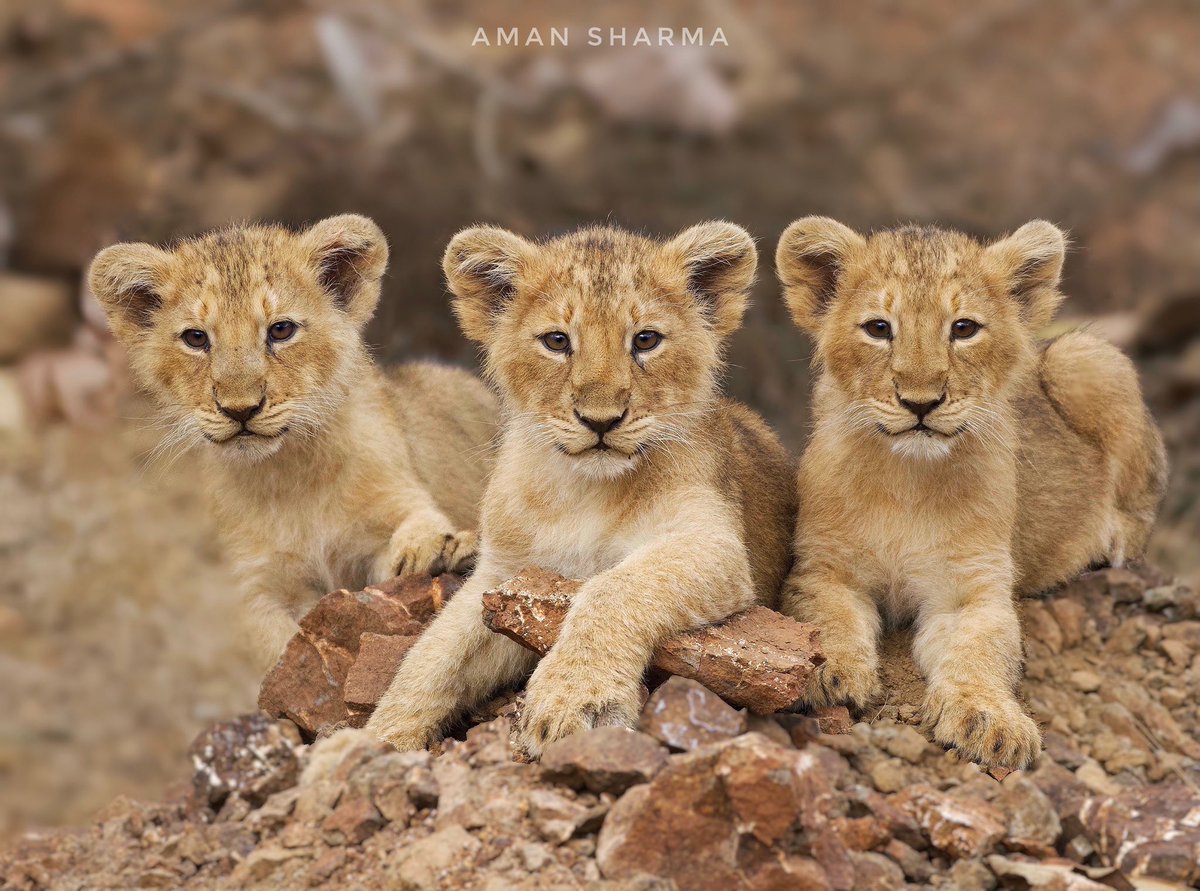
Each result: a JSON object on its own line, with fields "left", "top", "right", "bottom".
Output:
{"left": 705, "top": 398, "right": 797, "bottom": 607}
{"left": 384, "top": 361, "right": 499, "bottom": 527}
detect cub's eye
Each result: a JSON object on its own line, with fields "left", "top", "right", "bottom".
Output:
{"left": 633, "top": 330, "right": 662, "bottom": 352}
{"left": 541, "top": 331, "right": 570, "bottom": 353}
{"left": 862, "top": 319, "right": 893, "bottom": 340}
{"left": 181, "top": 329, "right": 209, "bottom": 350}
{"left": 269, "top": 320, "right": 297, "bottom": 342}
{"left": 951, "top": 319, "right": 981, "bottom": 340}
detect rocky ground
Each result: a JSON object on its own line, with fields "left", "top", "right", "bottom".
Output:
{"left": 2, "top": 564, "right": 1197, "bottom": 890}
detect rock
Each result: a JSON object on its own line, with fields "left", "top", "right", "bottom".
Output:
{"left": 1022, "top": 602, "right": 1063, "bottom": 654}
{"left": 944, "top": 858, "right": 997, "bottom": 891}
{"left": 1074, "top": 762, "right": 1121, "bottom": 796}
{"left": 1079, "top": 782, "right": 1200, "bottom": 885}
{"left": 894, "top": 784, "right": 1006, "bottom": 860}
{"left": 829, "top": 815, "right": 890, "bottom": 851}
{"left": 778, "top": 714, "right": 824, "bottom": 747}
{"left": 342, "top": 632, "right": 418, "bottom": 711}
{"left": 867, "top": 758, "right": 911, "bottom": 794}
{"left": 1104, "top": 616, "right": 1148, "bottom": 655}
{"left": 321, "top": 795, "right": 384, "bottom": 845}
{"left": 1068, "top": 670, "right": 1102, "bottom": 692}
{"left": 851, "top": 786, "right": 927, "bottom": 850}
{"left": 994, "top": 776, "right": 1062, "bottom": 847}
{"left": 882, "top": 839, "right": 933, "bottom": 881}
{"left": 1048, "top": 598, "right": 1088, "bottom": 648}
{"left": 596, "top": 735, "right": 832, "bottom": 888}
{"left": 529, "top": 789, "right": 599, "bottom": 844}
{"left": 188, "top": 714, "right": 302, "bottom": 810}
{"left": 986, "top": 855, "right": 1112, "bottom": 889}
{"left": 1159, "top": 638, "right": 1191, "bottom": 668}
{"left": 541, "top": 728, "right": 667, "bottom": 794}
{"left": 880, "top": 724, "right": 930, "bottom": 763}
{"left": 638, "top": 676, "right": 748, "bottom": 750}
{"left": 815, "top": 705, "right": 854, "bottom": 734}
{"left": 482, "top": 568, "right": 824, "bottom": 714}
{"left": 1142, "top": 584, "right": 1181, "bottom": 611}
{"left": 848, "top": 850, "right": 905, "bottom": 889}
{"left": 389, "top": 825, "right": 480, "bottom": 890}
{"left": 258, "top": 574, "right": 462, "bottom": 736}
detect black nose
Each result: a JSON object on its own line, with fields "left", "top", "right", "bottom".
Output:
{"left": 218, "top": 398, "right": 265, "bottom": 424}
{"left": 899, "top": 395, "right": 945, "bottom": 420}
{"left": 575, "top": 410, "right": 626, "bottom": 437}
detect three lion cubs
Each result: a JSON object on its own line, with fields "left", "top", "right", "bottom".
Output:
{"left": 91, "top": 214, "right": 1164, "bottom": 769}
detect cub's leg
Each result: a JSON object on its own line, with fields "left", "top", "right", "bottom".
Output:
{"left": 367, "top": 565, "right": 536, "bottom": 750}
{"left": 517, "top": 508, "right": 755, "bottom": 758}
{"left": 913, "top": 557, "right": 1040, "bottom": 769}
{"left": 1039, "top": 332, "right": 1167, "bottom": 564}
{"left": 371, "top": 469, "right": 480, "bottom": 581}
{"left": 779, "top": 567, "right": 882, "bottom": 710}
{"left": 238, "top": 560, "right": 318, "bottom": 670}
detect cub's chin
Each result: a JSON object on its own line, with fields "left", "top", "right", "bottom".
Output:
{"left": 210, "top": 431, "right": 288, "bottom": 464}
{"left": 889, "top": 430, "right": 954, "bottom": 461}
{"left": 562, "top": 446, "right": 641, "bottom": 480}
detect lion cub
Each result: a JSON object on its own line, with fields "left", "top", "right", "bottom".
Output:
{"left": 776, "top": 218, "right": 1166, "bottom": 769}
{"left": 368, "top": 222, "right": 795, "bottom": 757}
{"left": 89, "top": 216, "right": 497, "bottom": 667}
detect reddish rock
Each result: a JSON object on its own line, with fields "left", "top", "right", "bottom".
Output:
{"left": 321, "top": 796, "right": 384, "bottom": 846}
{"left": 258, "top": 574, "right": 461, "bottom": 736}
{"left": 814, "top": 705, "right": 854, "bottom": 735}
{"left": 639, "top": 676, "right": 748, "bottom": 751}
{"left": 188, "top": 714, "right": 302, "bottom": 810}
{"left": 1079, "top": 783, "right": 1200, "bottom": 885}
{"left": 540, "top": 727, "right": 667, "bottom": 794}
{"left": 482, "top": 568, "right": 824, "bottom": 714}
{"left": 893, "top": 784, "right": 1006, "bottom": 860}
{"left": 829, "top": 815, "right": 890, "bottom": 852}
{"left": 343, "top": 632, "right": 418, "bottom": 710}
{"left": 596, "top": 734, "right": 831, "bottom": 889}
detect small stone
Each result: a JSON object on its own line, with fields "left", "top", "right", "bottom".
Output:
{"left": 639, "top": 676, "right": 747, "bottom": 751}
{"left": 541, "top": 727, "right": 667, "bottom": 794}
{"left": 868, "top": 758, "right": 911, "bottom": 794}
{"left": 894, "top": 784, "right": 1006, "bottom": 860}
{"left": 745, "top": 714, "right": 793, "bottom": 748}
{"left": 778, "top": 714, "right": 823, "bottom": 747}
{"left": 1143, "top": 584, "right": 1181, "bottom": 611}
{"left": 1105, "top": 617, "right": 1148, "bottom": 655}
{"left": 529, "top": 789, "right": 595, "bottom": 844}
{"left": 1048, "top": 599, "right": 1088, "bottom": 648}
{"left": 882, "top": 724, "right": 930, "bottom": 763}
{"left": 882, "top": 839, "right": 933, "bottom": 881}
{"left": 188, "top": 714, "right": 303, "bottom": 810}
{"left": 1159, "top": 686, "right": 1187, "bottom": 708}
{"left": 1160, "top": 638, "right": 1192, "bottom": 668}
{"left": 815, "top": 705, "right": 853, "bottom": 735}
{"left": 518, "top": 843, "right": 553, "bottom": 872}
{"left": 994, "top": 776, "right": 1061, "bottom": 847}
{"left": 1068, "top": 670, "right": 1102, "bottom": 693}
{"left": 944, "top": 858, "right": 997, "bottom": 891}
{"left": 321, "top": 796, "right": 383, "bottom": 846}
{"left": 389, "top": 825, "right": 480, "bottom": 890}
{"left": 848, "top": 850, "right": 905, "bottom": 890}
{"left": 829, "top": 815, "right": 889, "bottom": 851}
{"left": 1105, "top": 567, "right": 1148, "bottom": 603}
{"left": 1074, "top": 761, "right": 1121, "bottom": 796}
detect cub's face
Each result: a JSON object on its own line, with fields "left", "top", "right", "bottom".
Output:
{"left": 777, "top": 218, "right": 1066, "bottom": 460}
{"left": 444, "top": 223, "right": 756, "bottom": 479}
{"left": 89, "top": 215, "right": 388, "bottom": 464}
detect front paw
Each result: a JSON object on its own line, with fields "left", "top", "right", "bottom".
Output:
{"left": 517, "top": 659, "right": 641, "bottom": 759}
{"left": 921, "top": 686, "right": 1041, "bottom": 769}
{"left": 804, "top": 647, "right": 881, "bottom": 710}
{"left": 374, "top": 524, "right": 478, "bottom": 581}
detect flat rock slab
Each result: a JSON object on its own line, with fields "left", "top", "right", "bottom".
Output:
{"left": 481, "top": 567, "right": 824, "bottom": 715}
{"left": 258, "top": 574, "right": 461, "bottom": 737}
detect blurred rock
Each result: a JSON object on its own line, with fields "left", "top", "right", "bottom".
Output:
{"left": 541, "top": 727, "right": 667, "bottom": 794}
{"left": 1080, "top": 783, "right": 1200, "bottom": 885}
{"left": 894, "top": 785, "right": 1006, "bottom": 860}
{"left": 188, "top": 714, "right": 302, "bottom": 810}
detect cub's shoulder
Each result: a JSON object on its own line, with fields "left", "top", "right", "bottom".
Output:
{"left": 384, "top": 360, "right": 498, "bottom": 423}
{"left": 705, "top": 397, "right": 793, "bottom": 484}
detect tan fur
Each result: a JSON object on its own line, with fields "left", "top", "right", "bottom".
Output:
{"left": 775, "top": 218, "right": 1166, "bottom": 769}
{"left": 88, "top": 216, "right": 498, "bottom": 668}
{"left": 368, "top": 222, "right": 796, "bottom": 757}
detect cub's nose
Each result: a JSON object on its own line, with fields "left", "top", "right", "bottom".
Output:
{"left": 898, "top": 395, "right": 945, "bottom": 420}
{"left": 218, "top": 397, "right": 265, "bottom": 424}
{"left": 574, "top": 410, "right": 626, "bottom": 437}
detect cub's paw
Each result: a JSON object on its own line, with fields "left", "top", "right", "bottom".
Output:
{"left": 921, "top": 686, "right": 1041, "bottom": 770}
{"left": 804, "top": 648, "right": 881, "bottom": 710}
{"left": 373, "top": 523, "right": 478, "bottom": 582}
{"left": 365, "top": 717, "right": 438, "bottom": 753}
{"left": 516, "top": 659, "right": 641, "bottom": 759}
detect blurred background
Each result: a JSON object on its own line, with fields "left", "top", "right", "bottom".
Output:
{"left": 1, "top": 0, "right": 1198, "bottom": 839}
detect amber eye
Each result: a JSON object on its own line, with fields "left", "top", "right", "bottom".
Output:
{"left": 951, "top": 319, "right": 981, "bottom": 340}
{"left": 181, "top": 329, "right": 209, "bottom": 350}
{"left": 541, "top": 331, "right": 570, "bottom": 353}
{"left": 633, "top": 330, "right": 662, "bottom": 352}
{"left": 269, "top": 320, "right": 297, "bottom": 342}
{"left": 862, "top": 319, "right": 893, "bottom": 340}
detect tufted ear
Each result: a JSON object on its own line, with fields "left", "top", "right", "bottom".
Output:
{"left": 984, "top": 220, "right": 1067, "bottom": 329}
{"left": 300, "top": 214, "right": 389, "bottom": 327}
{"left": 663, "top": 221, "right": 757, "bottom": 337}
{"left": 443, "top": 225, "right": 535, "bottom": 344}
{"left": 88, "top": 242, "right": 176, "bottom": 342}
{"left": 775, "top": 216, "right": 866, "bottom": 334}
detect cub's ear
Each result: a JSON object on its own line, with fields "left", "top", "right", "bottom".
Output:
{"left": 664, "top": 221, "right": 757, "bottom": 337}
{"left": 775, "top": 216, "right": 865, "bottom": 333}
{"left": 301, "top": 214, "right": 389, "bottom": 327}
{"left": 984, "top": 220, "right": 1067, "bottom": 329}
{"left": 87, "top": 242, "right": 175, "bottom": 341}
{"left": 443, "top": 225, "right": 535, "bottom": 344}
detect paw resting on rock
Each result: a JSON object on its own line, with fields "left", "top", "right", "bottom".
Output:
{"left": 373, "top": 525, "right": 477, "bottom": 582}
{"left": 516, "top": 654, "right": 642, "bottom": 759}
{"left": 920, "top": 685, "right": 1041, "bottom": 770}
